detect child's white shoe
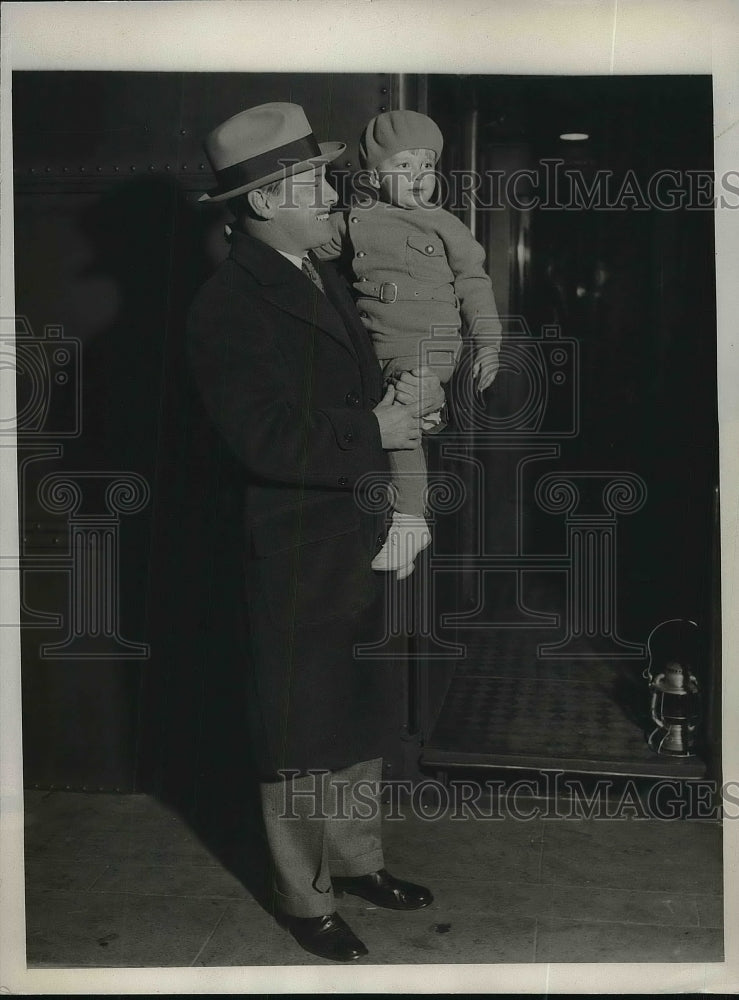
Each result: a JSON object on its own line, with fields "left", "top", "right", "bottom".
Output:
{"left": 371, "top": 512, "right": 431, "bottom": 572}
{"left": 396, "top": 559, "right": 416, "bottom": 581}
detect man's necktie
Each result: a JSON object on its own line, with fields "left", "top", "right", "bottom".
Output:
{"left": 301, "top": 255, "right": 325, "bottom": 294}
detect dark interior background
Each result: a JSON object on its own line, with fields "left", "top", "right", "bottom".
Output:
{"left": 13, "top": 73, "right": 719, "bottom": 817}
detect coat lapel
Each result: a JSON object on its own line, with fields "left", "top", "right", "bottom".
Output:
{"left": 229, "top": 231, "right": 358, "bottom": 361}
{"left": 317, "top": 254, "right": 383, "bottom": 404}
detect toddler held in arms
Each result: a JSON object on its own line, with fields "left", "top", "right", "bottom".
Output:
{"left": 316, "top": 110, "right": 502, "bottom": 579}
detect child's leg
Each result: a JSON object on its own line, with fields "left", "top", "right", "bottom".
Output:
{"left": 371, "top": 357, "right": 435, "bottom": 576}
{"left": 388, "top": 442, "right": 427, "bottom": 518}
{"left": 371, "top": 351, "right": 459, "bottom": 577}
{"left": 370, "top": 444, "right": 432, "bottom": 576}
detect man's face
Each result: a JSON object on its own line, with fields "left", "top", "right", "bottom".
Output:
{"left": 270, "top": 164, "right": 338, "bottom": 255}
{"left": 374, "top": 148, "right": 437, "bottom": 209}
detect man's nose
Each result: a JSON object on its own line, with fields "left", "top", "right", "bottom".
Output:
{"left": 322, "top": 179, "right": 339, "bottom": 207}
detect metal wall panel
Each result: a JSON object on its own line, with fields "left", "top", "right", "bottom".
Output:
{"left": 13, "top": 71, "right": 392, "bottom": 191}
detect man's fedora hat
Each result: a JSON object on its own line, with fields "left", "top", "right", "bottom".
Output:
{"left": 200, "top": 102, "right": 345, "bottom": 203}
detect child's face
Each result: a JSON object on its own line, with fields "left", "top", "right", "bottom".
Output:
{"left": 372, "top": 148, "right": 437, "bottom": 209}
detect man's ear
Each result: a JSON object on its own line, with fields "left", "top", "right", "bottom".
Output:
{"left": 366, "top": 168, "right": 380, "bottom": 191}
{"left": 247, "top": 187, "right": 275, "bottom": 221}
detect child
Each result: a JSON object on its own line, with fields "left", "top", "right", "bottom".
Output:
{"left": 317, "top": 110, "right": 502, "bottom": 579}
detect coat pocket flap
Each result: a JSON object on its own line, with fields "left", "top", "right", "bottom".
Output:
{"left": 406, "top": 234, "right": 445, "bottom": 257}
{"left": 251, "top": 498, "right": 360, "bottom": 557}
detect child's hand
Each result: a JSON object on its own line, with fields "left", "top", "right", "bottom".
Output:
{"left": 472, "top": 347, "right": 500, "bottom": 392}
{"left": 393, "top": 368, "right": 445, "bottom": 415}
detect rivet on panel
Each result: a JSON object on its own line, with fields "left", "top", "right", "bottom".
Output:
{"left": 180, "top": 128, "right": 187, "bottom": 135}
{"left": 62, "top": 167, "right": 69, "bottom": 173}
{"left": 379, "top": 106, "right": 387, "bottom": 112}
{"left": 130, "top": 165, "right": 137, "bottom": 172}
{"left": 79, "top": 166, "right": 86, "bottom": 173}
{"left": 96, "top": 166, "right": 102, "bottom": 172}
{"left": 381, "top": 87, "right": 388, "bottom": 94}
{"left": 199, "top": 163, "right": 205, "bottom": 170}
{"left": 45, "top": 167, "right": 51, "bottom": 173}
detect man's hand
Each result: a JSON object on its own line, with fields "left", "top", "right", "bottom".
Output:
{"left": 373, "top": 384, "right": 422, "bottom": 450}
{"left": 472, "top": 347, "right": 500, "bottom": 393}
{"left": 391, "top": 367, "right": 445, "bottom": 416}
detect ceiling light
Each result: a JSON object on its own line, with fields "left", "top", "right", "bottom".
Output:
{"left": 559, "top": 132, "right": 590, "bottom": 141}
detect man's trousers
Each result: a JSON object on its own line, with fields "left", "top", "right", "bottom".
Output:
{"left": 259, "top": 757, "right": 384, "bottom": 918}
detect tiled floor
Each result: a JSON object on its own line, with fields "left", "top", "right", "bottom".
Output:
{"left": 23, "top": 787, "right": 723, "bottom": 967}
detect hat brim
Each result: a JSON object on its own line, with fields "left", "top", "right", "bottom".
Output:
{"left": 198, "top": 140, "right": 346, "bottom": 203}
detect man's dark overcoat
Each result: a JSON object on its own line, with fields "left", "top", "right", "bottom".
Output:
{"left": 187, "top": 230, "right": 399, "bottom": 781}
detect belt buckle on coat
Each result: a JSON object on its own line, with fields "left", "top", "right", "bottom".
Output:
{"left": 379, "top": 281, "right": 398, "bottom": 304}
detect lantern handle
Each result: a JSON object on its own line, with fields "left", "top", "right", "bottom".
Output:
{"left": 642, "top": 618, "right": 699, "bottom": 681}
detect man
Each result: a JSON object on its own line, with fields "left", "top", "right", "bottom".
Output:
{"left": 187, "top": 103, "right": 445, "bottom": 962}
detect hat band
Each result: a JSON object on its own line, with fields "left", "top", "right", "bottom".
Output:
{"left": 214, "top": 133, "right": 322, "bottom": 195}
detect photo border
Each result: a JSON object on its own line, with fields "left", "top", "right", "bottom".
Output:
{"left": 1, "top": 1, "right": 737, "bottom": 993}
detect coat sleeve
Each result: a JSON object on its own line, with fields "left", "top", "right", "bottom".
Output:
{"left": 187, "top": 281, "right": 385, "bottom": 491}
{"left": 439, "top": 212, "right": 503, "bottom": 353}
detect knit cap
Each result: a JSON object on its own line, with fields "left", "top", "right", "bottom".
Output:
{"left": 359, "top": 110, "right": 444, "bottom": 170}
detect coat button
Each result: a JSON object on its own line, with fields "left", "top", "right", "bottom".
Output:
{"left": 345, "top": 391, "right": 360, "bottom": 406}
{"left": 343, "top": 431, "right": 354, "bottom": 443}
{"left": 357, "top": 250, "right": 366, "bottom": 257}
{"left": 338, "top": 476, "right": 348, "bottom": 486}
{"left": 425, "top": 244, "right": 435, "bottom": 254}
{"left": 351, "top": 216, "right": 359, "bottom": 223}
{"left": 359, "top": 276, "right": 368, "bottom": 282}
{"left": 360, "top": 311, "right": 369, "bottom": 319}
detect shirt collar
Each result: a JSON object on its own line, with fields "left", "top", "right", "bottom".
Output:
{"left": 276, "top": 249, "right": 305, "bottom": 270}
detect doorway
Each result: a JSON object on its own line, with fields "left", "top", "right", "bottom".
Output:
{"left": 413, "top": 74, "right": 719, "bottom": 781}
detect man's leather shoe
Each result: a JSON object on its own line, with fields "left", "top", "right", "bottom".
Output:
{"left": 332, "top": 868, "right": 433, "bottom": 910}
{"left": 279, "top": 911, "right": 368, "bottom": 962}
